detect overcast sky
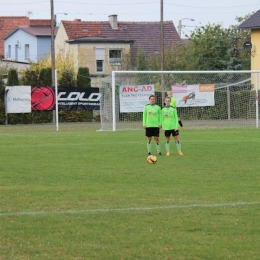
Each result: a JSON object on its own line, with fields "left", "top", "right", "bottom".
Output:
{"left": 1, "top": 0, "right": 260, "bottom": 37}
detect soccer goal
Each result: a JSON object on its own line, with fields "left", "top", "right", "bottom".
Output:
{"left": 98, "top": 70, "right": 259, "bottom": 131}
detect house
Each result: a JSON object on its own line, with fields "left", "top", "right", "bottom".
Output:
{"left": 3, "top": 19, "right": 58, "bottom": 63}
{"left": 0, "top": 16, "right": 30, "bottom": 58}
{"left": 55, "top": 15, "right": 182, "bottom": 76}
{"left": 238, "top": 10, "right": 260, "bottom": 89}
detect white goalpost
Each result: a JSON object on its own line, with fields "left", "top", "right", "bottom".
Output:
{"left": 98, "top": 70, "right": 259, "bottom": 131}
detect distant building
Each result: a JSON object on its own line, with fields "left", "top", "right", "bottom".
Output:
{"left": 55, "top": 15, "right": 182, "bottom": 75}
{"left": 238, "top": 9, "right": 260, "bottom": 89}
{"left": 3, "top": 19, "right": 57, "bottom": 63}
{"left": 0, "top": 16, "right": 30, "bottom": 58}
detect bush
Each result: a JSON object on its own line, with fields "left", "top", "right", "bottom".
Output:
{"left": 6, "top": 68, "right": 19, "bottom": 86}
{"left": 77, "top": 67, "right": 91, "bottom": 87}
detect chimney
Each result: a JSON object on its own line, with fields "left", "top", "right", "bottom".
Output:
{"left": 109, "top": 14, "right": 118, "bottom": 30}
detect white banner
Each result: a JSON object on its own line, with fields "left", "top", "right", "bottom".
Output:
{"left": 172, "top": 84, "right": 215, "bottom": 107}
{"left": 6, "top": 86, "right": 31, "bottom": 113}
{"left": 119, "top": 85, "right": 154, "bottom": 112}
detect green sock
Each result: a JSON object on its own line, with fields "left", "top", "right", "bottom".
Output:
{"left": 176, "top": 141, "right": 181, "bottom": 152}
{"left": 165, "top": 141, "right": 170, "bottom": 152}
{"left": 147, "top": 142, "right": 151, "bottom": 153}
{"left": 156, "top": 142, "right": 161, "bottom": 153}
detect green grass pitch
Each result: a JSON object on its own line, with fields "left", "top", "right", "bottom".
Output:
{"left": 0, "top": 124, "right": 260, "bottom": 259}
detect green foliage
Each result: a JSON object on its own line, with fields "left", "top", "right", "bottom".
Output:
{"left": 77, "top": 67, "right": 91, "bottom": 87}
{"left": 20, "top": 52, "right": 77, "bottom": 88}
{"left": 58, "top": 110, "right": 93, "bottom": 122}
{"left": 58, "top": 70, "right": 76, "bottom": 87}
{"left": 5, "top": 111, "right": 53, "bottom": 124}
{"left": 1, "top": 110, "right": 95, "bottom": 125}
{"left": 39, "top": 67, "right": 52, "bottom": 86}
{"left": 120, "top": 50, "right": 134, "bottom": 70}
{"left": 148, "top": 22, "right": 250, "bottom": 71}
{"left": 136, "top": 49, "right": 148, "bottom": 70}
{"left": 6, "top": 68, "right": 19, "bottom": 86}
{"left": 20, "top": 66, "right": 41, "bottom": 87}
{"left": 149, "top": 46, "right": 178, "bottom": 70}
{"left": 235, "top": 12, "right": 255, "bottom": 23}
{"left": 174, "top": 24, "right": 250, "bottom": 71}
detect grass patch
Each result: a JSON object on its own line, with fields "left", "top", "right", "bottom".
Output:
{"left": 0, "top": 124, "right": 260, "bottom": 259}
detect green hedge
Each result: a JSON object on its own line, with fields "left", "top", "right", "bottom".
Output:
{"left": 0, "top": 101, "right": 94, "bottom": 125}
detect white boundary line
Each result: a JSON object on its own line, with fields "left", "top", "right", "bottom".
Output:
{"left": 1, "top": 201, "right": 259, "bottom": 217}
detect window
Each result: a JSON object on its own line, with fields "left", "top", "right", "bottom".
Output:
{"left": 15, "top": 45, "right": 18, "bottom": 60}
{"left": 109, "top": 49, "right": 122, "bottom": 64}
{"left": 25, "top": 44, "right": 30, "bottom": 60}
{"left": 96, "top": 60, "right": 103, "bottom": 72}
{"left": 8, "top": 45, "right": 11, "bottom": 58}
{"left": 95, "top": 48, "right": 105, "bottom": 73}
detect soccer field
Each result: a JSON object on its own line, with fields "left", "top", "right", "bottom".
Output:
{"left": 0, "top": 124, "right": 259, "bottom": 259}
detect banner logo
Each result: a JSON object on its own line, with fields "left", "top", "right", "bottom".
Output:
{"left": 58, "top": 92, "right": 101, "bottom": 101}
{"left": 31, "top": 87, "right": 55, "bottom": 110}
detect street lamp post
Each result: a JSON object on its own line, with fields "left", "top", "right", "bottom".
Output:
{"left": 178, "top": 18, "right": 195, "bottom": 37}
{"left": 55, "top": 13, "right": 68, "bottom": 25}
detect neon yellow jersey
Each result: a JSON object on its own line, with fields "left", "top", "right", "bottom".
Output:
{"left": 161, "top": 106, "right": 178, "bottom": 130}
{"left": 143, "top": 104, "right": 161, "bottom": 127}
{"left": 170, "top": 97, "right": 177, "bottom": 107}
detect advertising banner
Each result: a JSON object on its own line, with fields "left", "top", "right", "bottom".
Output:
{"left": 119, "top": 85, "right": 154, "bottom": 112}
{"left": 172, "top": 84, "right": 215, "bottom": 107}
{"left": 6, "top": 86, "right": 31, "bottom": 113}
{"left": 57, "top": 87, "right": 101, "bottom": 110}
{"left": 31, "top": 87, "right": 101, "bottom": 111}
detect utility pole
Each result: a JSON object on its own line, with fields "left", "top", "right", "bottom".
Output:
{"left": 50, "top": 0, "right": 55, "bottom": 122}
{"left": 50, "top": 0, "right": 55, "bottom": 87}
{"left": 160, "top": 0, "right": 165, "bottom": 105}
{"left": 160, "top": 0, "right": 164, "bottom": 72}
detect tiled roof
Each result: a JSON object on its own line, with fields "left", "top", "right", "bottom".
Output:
{"left": 3, "top": 26, "right": 58, "bottom": 39}
{"left": 62, "top": 19, "right": 182, "bottom": 58}
{"left": 0, "top": 16, "right": 29, "bottom": 56}
{"left": 29, "top": 19, "right": 54, "bottom": 27}
{"left": 238, "top": 9, "right": 260, "bottom": 29}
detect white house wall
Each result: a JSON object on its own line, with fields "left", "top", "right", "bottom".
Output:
{"left": 55, "top": 22, "right": 69, "bottom": 56}
{"left": 4, "top": 30, "right": 38, "bottom": 63}
{"left": 55, "top": 22, "right": 80, "bottom": 69}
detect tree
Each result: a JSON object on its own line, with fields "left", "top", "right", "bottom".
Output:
{"left": 20, "top": 62, "right": 41, "bottom": 87}
{"left": 149, "top": 46, "right": 179, "bottom": 71}
{"left": 174, "top": 23, "right": 250, "bottom": 71}
{"left": 136, "top": 49, "right": 148, "bottom": 70}
{"left": 58, "top": 70, "right": 76, "bottom": 87}
{"left": 20, "top": 52, "right": 77, "bottom": 88}
{"left": 77, "top": 67, "right": 91, "bottom": 87}
{"left": 39, "top": 67, "right": 52, "bottom": 86}
{"left": 6, "top": 68, "right": 19, "bottom": 86}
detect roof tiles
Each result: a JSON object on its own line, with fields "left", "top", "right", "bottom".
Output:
{"left": 62, "top": 19, "right": 182, "bottom": 57}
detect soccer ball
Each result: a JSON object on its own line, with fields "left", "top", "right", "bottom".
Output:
{"left": 147, "top": 155, "right": 157, "bottom": 164}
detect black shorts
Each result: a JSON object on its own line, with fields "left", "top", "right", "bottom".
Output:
{"left": 145, "top": 127, "right": 160, "bottom": 137}
{"left": 164, "top": 129, "right": 179, "bottom": 137}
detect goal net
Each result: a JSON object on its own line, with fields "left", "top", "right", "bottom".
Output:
{"left": 98, "top": 70, "right": 259, "bottom": 131}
